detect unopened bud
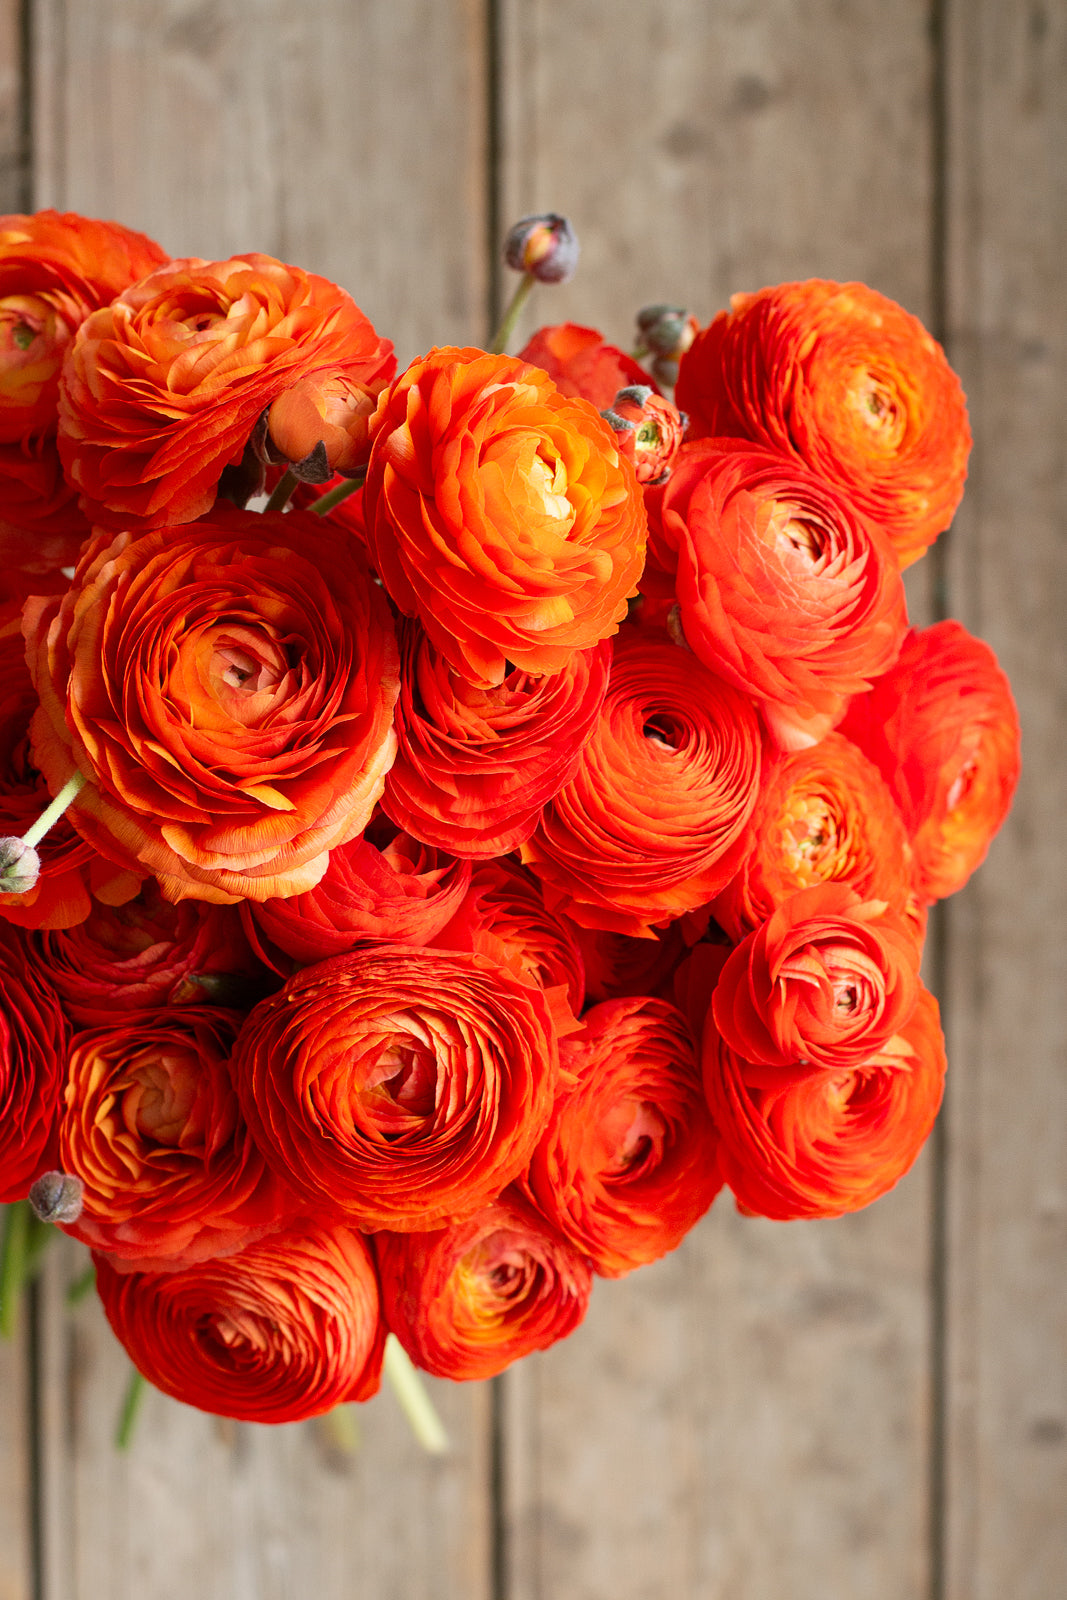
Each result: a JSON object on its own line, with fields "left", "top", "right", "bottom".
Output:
{"left": 0, "top": 837, "right": 40, "bottom": 896}
{"left": 635, "top": 305, "right": 700, "bottom": 360}
{"left": 602, "top": 386, "right": 686, "bottom": 484}
{"left": 503, "top": 214, "right": 579, "bottom": 284}
{"left": 28, "top": 1171, "right": 84, "bottom": 1225}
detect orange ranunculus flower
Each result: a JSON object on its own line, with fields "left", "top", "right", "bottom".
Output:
{"left": 59, "top": 1006, "right": 293, "bottom": 1272}
{"left": 241, "top": 814, "right": 472, "bottom": 970}
{"left": 265, "top": 370, "right": 389, "bottom": 477}
{"left": 0, "top": 929, "right": 70, "bottom": 1200}
{"left": 602, "top": 386, "right": 686, "bottom": 485}
{"left": 521, "top": 628, "right": 763, "bottom": 935}
{"left": 712, "top": 732, "right": 915, "bottom": 940}
{"left": 0, "top": 210, "right": 167, "bottom": 568}
{"left": 57, "top": 252, "right": 394, "bottom": 530}
{"left": 711, "top": 883, "right": 922, "bottom": 1073}
{"left": 376, "top": 1191, "right": 593, "bottom": 1380}
{"left": 429, "top": 857, "right": 586, "bottom": 1017}
{"left": 703, "top": 984, "right": 946, "bottom": 1219}
{"left": 382, "top": 617, "right": 611, "bottom": 857}
{"left": 649, "top": 438, "right": 908, "bottom": 750}
{"left": 94, "top": 1222, "right": 386, "bottom": 1421}
{"left": 517, "top": 322, "right": 654, "bottom": 410}
{"left": 229, "top": 945, "right": 564, "bottom": 1233}
{"left": 677, "top": 281, "right": 971, "bottom": 569}
{"left": 362, "top": 346, "right": 648, "bottom": 687}
{"left": 839, "top": 620, "right": 1021, "bottom": 903}
{"left": 31, "top": 881, "right": 263, "bottom": 1027}
{"left": 24, "top": 508, "right": 400, "bottom": 904}
{"left": 524, "top": 996, "right": 723, "bottom": 1277}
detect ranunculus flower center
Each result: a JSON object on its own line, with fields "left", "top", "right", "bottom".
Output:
{"left": 597, "top": 1097, "right": 667, "bottom": 1178}
{"left": 130, "top": 1049, "right": 201, "bottom": 1145}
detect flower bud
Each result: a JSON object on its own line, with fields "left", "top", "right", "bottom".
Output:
{"left": 0, "top": 837, "right": 40, "bottom": 896}
{"left": 265, "top": 374, "right": 388, "bottom": 478}
{"left": 635, "top": 305, "right": 700, "bottom": 359}
{"left": 503, "top": 214, "right": 579, "bottom": 284}
{"left": 28, "top": 1171, "right": 85, "bottom": 1225}
{"left": 601, "top": 386, "right": 686, "bottom": 484}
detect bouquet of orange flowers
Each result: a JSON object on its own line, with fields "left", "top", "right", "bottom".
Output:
{"left": 0, "top": 210, "right": 1019, "bottom": 1437}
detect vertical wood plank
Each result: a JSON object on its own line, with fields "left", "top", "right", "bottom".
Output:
{"left": 942, "top": 4, "right": 1067, "bottom": 1597}
{"left": 497, "top": 4, "right": 939, "bottom": 1597}
{"left": 32, "top": 0, "right": 489, "bottom": 360}
{"left": 28, "top": 5, "right": 495, "bottom": 1597}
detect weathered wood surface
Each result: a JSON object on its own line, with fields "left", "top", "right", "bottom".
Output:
{"left": 942, "top": 3, "right": 1067, "bottom": 1597}
{"left": 0, "top": 1, "right": 1062, "bottom": 1597}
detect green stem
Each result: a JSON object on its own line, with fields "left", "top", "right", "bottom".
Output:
{"left": 0, "top": 1203, "right": 30, "bottom": 1339}
{"left": 319, "top": 1403, "right": 361, "bottom": 1454}
{"left": 311, "top": 472, "right": 366, "bottom": 518}
{"left": 115, "top": 1368, "right": 147, "bottom": 1450}
{"left": 264, "top": 468, "right": 298, "bottom": 513}
{"left": 22, "top": 770, "right": 86, "bottom": 848}
{"left": 67, "top": 1261, "right": 97, "bottom": 1306}
{"left": 383, "top": 1334, "right": 449, "bottom": 1454}
{"left": 488, "top": 272, "right": 535, "bottom": 355}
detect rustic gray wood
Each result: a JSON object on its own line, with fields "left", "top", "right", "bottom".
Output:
{"left": 0, "top": 1299, "right": 31, "bottom": 1600}
{"left": 27, "top": 5, "right": 495, "bottom": 1597}
{"left": 942, "top": 4, "right": 1067, "bottom": 1598}
{"left": 497, "top": 4, "right": 939, "bottom": 1597}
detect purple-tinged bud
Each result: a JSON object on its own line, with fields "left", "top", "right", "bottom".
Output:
{"left": 503, "top": 214, "right": 579, "bottom": 284}
{"left": 28, "top": 1171, "right": 84, "bottom": 1225}
{"left": 0, "top": 837, "right": 40, "bottom": 896}
{"left": 635, "top": 305, "right": 700, "bottom": 360}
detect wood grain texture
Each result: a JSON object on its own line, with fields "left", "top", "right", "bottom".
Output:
{"left": 27, "top": 6, "right": 495, "bottom": 1595}
{"left": 0, "top": 1287, "right": 31, "bottom": 1600}
{"left": 942, "top": 3, "right": 1067, "bottom": 1597}
{"left": 497, "top": 4, "right": 938, "bottom": 1597}
{"left": 31, "top": 0, "right": 489, "bottom": 361}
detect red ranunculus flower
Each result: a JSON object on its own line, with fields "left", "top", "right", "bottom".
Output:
{"left": 703, "top": 985, "right": 946, "bottom": 1219}
{"left": 377, "top": 1191, "right": 592, "bottom": 1379}
{"left": 24, "top": 508, "right": 400, "bottom": 903}
{"left": 0, "top": 210, "right": 167, "bottom": 570}
{"left": 839, "top": 620, "right": 1021, "bottom": 902}
{"left": 712, "top": 732, "right": 916, "bottom": 940}
{"left": 711, "top": 883, "right": 922, "bottom": 1072}
{"left": 0, "top": 929, "right": 69, "bottom": 1200}
{"left": 649, "top": 438, "right": 908, "bottom": 749}
{"left": 521, "top": 628, "right": 763, "bottom": 934}
{"left": 242, "top": 813, "right": 472, "bottom": 970}
{"left": 362, "top": 346, "right": 647, "bottom": 687}
{"left": 31, "top": 881, "right": 262, "bottom": 1028}
{"left": 676, "top": 280, "right": 971, "bottom": 569}
{"left": 59, "top": 1006, "right": 293, "bottom": 1272}
{"left": 383, "top": 616, "right": 611, "bottom": 857}
{"left": 57, "top": 252, "right": 394, "bottom": 531}
{"left": 230, "top": 945, "right": 563, "bottom": 1232}
{"left": 525, "top": 996, "right": 723, "bottom": 1277}
{"left": 94, "top": 1223, "right": 385, "bottom": 1421}
{"left": 518, "top": 322, "right": 654, "bottom": 410}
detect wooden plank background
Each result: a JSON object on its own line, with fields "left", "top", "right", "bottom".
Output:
{"left": 1, "top": 1, "right": 1063, "bottom": 1596}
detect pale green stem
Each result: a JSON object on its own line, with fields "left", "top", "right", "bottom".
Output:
{"left": 488, "top": 272, "right": 535, "bottom": 355}
{"left": 22, "top": 769, "right": 86, "bottom": 848}
{"left": 383, "top": 1334, "right": 449, "bottom": 1454}
{"left": 311, "top": 473, "right": 365, "bottom": 517}
{"left": 319, "top": 1404, "right": 361, "bottom": 1454}
{"left": 116, "top": 1368, "right": 147, "bottom": 1450}
{"left": 264, "top": 467, "right": 298, "bottom": 513}
{"left": 0, "top": 1203, "right": 29, "bottom": 1339}
{"left": 67, "top": 1261, "right": 97, "bottom": 1306}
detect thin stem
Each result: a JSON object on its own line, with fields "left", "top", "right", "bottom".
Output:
{"left": 264, "top": 468, "right": 298, "bottom": 513}
{"left": 319, "top": 1403, "right": 361, "bottom": 1454}
{"left": 488, "top": 272, "right": 535, "bottom": 355}
{"left": 22, "top": 769, "right": 86, "bottom": 848}
{"left": 383, "top": 1334, "right": 449, "bottom": 1454}
{"left": 311, "top": 473, "right": 365, "bottom": 518}
{"left": 115, "top": 1368, "right": 148, "bottom": 1450}
{"left": 0, "top": 1203, "right": 30, "bottom": 1339}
